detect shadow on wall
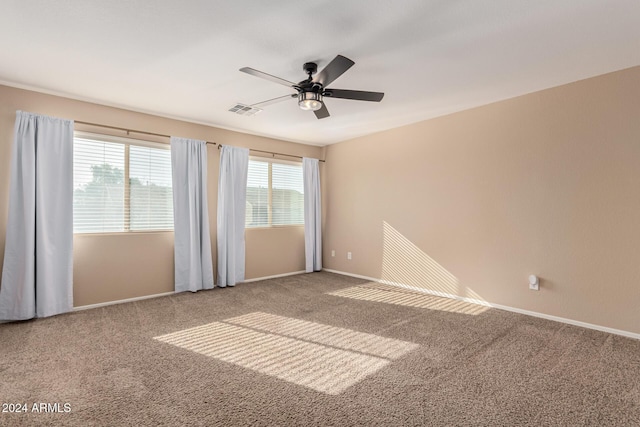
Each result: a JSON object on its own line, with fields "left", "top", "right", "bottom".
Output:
{"left": 380, "top": 221, "right": 488, "bottom": 309}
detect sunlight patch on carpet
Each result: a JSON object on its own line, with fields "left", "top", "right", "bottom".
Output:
{"left": 154, "top": 312, "right": 418, "bottom": 395}
{"left": 328, "top": 283, "right": 489, "bottom": 315}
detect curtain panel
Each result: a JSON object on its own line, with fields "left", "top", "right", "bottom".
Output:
{"left": 217, "top": 145, "right": 249, "bottom": 287}
{"left": 303, "top": 157, "right": 322, "bottom": 272}
{"left": 0, "top": 111, "right": 74, "bottom": 320}
{"left": 171, "top": 137, "right": 214, "bottom": 292}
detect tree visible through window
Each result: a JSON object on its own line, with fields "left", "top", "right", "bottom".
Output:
{"left": 246, "top": 158, "right": 304, "bottom": 227}
{"left": 73, "top": 134, "right": 173, "bottom": 233}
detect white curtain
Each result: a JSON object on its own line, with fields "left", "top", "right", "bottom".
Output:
{"left": 171, "top": 137, "right": 214, "bottom": 293}
{"left": 0, "top": 111, "right": 74, "bottom": 320}
{"left": 217, "top": 145, "right": 249, "bottom": 287}
{"left": 303, "top": 157, "right": 322, "bottom": 272}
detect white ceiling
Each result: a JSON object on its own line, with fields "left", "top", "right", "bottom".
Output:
{"left": 1, "top": 1, "right": 639, "bottom": 146}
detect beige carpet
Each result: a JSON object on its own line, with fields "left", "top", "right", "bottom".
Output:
{"left": 0, "top": 272, "right": 638, "bottom": 426}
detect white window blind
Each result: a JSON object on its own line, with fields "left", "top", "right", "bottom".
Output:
{"left": 73, "top": 134, "right": 173, "bottom": 233}
{"left": 73, "top": 138, "right": 125, "bottom": 232}
{"left": 272, "top": 162, "right": 304, "bottom": 225}
{"left": 246, "top": 160, "right": 269, "bottom": 227}
{"left": 246, "top": 158, "right": 304, "bottom": 228}
{"left": 129, "top": 145, "right": 174, "bottom": 230}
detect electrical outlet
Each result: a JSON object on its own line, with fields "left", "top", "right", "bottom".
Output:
{"left": 331, "top": 250, "right": 335, "bottom": 257}
{"left": 347, "top": 252, "right": 352, "bottom": 260}
{"left": 528, "top": 275, "right": 539, "bottom": 291}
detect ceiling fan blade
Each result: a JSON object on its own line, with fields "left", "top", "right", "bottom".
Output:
{"left": 314, "top": 103, "right": 330, "bottom": 119}
{"left": 239, "top": 67, "right": 297, "bottom": 88}
{"left": 313, "top": 55, "right": 355, "bottom": 87}
{"left": 324, "top": 89, "right": 384, "bottom": 102}
{"left": 251, "top": 94, "right": 296, "bottom": 108}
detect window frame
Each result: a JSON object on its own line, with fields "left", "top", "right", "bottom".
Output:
{"left": 246, "top": 156, "right": 304, "bottom": 229}
{"left": 73, "top": 131, "right": 174, "bottom": 235}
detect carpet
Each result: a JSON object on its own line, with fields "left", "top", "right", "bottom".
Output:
{"left": 0, "top": 272, "right": 638, "bottom": 426}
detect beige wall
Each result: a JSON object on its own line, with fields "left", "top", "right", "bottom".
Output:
{"left": 324, "top": 66, "right": 640, "bottom": 335}
{"left": 0, "top": 85, "right": 322, "bottom": 307}
{"left": 3, "top": 67, "right": 639, "bottom": 335}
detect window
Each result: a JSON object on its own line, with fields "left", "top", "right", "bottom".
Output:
{"left": 73, "top": 133, "right": 173, "bottom": 233}
{"left": 246, "top": 158, "right": 304, "bottom": 227}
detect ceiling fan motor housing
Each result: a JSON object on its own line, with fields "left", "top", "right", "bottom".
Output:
{"left": 303, "top": 62, "right": 318, "bottom": 76}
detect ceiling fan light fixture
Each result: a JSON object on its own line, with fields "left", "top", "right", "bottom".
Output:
{"left": 298, "top": 92, "right": 323, "bottom": 111}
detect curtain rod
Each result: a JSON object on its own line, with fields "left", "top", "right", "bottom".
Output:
{"left": 75, "top": 120, "right": 324, "bottom": 162}
{"left": 218, "top": 145, "right": 326, "bottom": 163}
{"left": 75, "top": 120, "right": 216, "bottom": 145}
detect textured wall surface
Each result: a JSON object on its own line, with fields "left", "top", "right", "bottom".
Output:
{"left": 324, "top": 67, "right": 640, "bottom": 334}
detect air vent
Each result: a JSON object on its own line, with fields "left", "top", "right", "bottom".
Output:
{"left": 228, "top": 103, "right": 262, "bottom": 116}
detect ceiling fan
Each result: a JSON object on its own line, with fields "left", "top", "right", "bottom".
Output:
{"left": 239, "top": 55, "right": 384, "bottom": 119}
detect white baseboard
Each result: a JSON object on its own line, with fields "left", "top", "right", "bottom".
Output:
{"left": 73, "top": 291, "right": 175, "bottom": 312}
{"left": 71, "top": 270, "right": 306, "bottom": 313}
{"left": 323, "top": 268, "right": 640, "bottom": 341}
{"left": 243, "top": 270, "right": 306, "bottom": 283}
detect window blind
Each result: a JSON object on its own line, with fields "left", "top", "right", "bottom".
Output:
{"left": 246, "top": 160, "right": 269, "bottom": 227}
{"left": 246, "top": 158, "right": 304, "bottom": 227}
{"left": 129, "top": 145, "right": 173, "bottom": 230}
{"left": 73, "top": 135, "right": 173, "bottom": 233}
{"left": 73, "top": 138, "right": 125, "bottom": 232}
{"left": 272, "top": 162, "right": 304, "bottom": 225}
